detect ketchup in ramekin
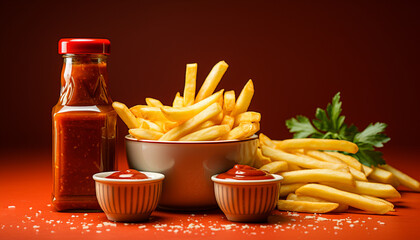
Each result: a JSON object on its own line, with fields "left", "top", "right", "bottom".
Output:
{"left": 212, "top": 164, "right": 283, "bottom": 222}
{"left": 93, "top": 170, "right": 164, "bottom": 222}
{"left": 216, "top": 164, "right": 274, "bottom": 180}
{"left": 106, "top": 169, "right": 149, "bottom": 179}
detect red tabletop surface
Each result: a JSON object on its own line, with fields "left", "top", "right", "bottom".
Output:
{"left": 0, "top": 148, "right": 419, "bottom": 240}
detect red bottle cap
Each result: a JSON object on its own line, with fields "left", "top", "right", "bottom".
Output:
{"left": 59, "top": 38, "right": 110, "bottom": 55}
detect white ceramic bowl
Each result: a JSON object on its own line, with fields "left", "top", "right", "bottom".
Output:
{"left": 125, "top": 135, "right": 259, "bottom": 210}
{"left": 93, "top": 171, "right": 164, "bottom": 222}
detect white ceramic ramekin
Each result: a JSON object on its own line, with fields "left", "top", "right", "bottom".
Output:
{"left": 93, "top": 171, "right": 164, "bottom": 222}
{"left": 211, "top": 174, "right": 283, "bottom": 222}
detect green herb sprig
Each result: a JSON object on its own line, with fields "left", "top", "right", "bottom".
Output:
{"left": 285, "top": 92, "right": 390, "bottom": 167}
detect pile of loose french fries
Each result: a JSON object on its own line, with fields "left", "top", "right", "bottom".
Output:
{"left": 256, "top": 134, "right": 420, "bottom": 215}
{"left": 112, "top": 61, "right": 261, "bottom": 141}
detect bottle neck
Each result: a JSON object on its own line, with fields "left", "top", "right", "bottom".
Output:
{"left": 59, "top": 54, "right": 112, "bottom": 106}
{"left": 63, "top": 54, "right": 107, "bottom": 64}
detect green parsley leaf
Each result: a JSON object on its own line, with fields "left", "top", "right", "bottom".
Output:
{"left": 285, "top": 115, "right": 321, "bottom": 139}
{"left": 354, "top": 123, "right": 390, "bottom": 148}
{"left": 285, "top": 92, "right": 390, "bottom": 167}
{"left": 354, "top": 150, "right": 386, "bottom": 167}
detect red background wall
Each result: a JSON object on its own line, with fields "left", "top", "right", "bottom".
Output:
{"left": 0, "top": 0, "right": 419, "bottom": 153}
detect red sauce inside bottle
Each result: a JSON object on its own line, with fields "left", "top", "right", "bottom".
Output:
{"left": 216, "top": 164, "right": 274, "bottom": 180}
{"left": 52, "top": 57, "right": 116, "bottom": 211}
{"left": 106, "top": 169, "right": 149, "bottom": 179}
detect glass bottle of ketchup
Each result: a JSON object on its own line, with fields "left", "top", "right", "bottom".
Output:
{"left": 52, "top": 39, "right": 117, "bottom": 211}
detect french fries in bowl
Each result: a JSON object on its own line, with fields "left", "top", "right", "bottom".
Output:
{"left": 114, "top": 61, "right": 261, "bottom": 210}
{"left": 113, "top": 61, "right": 259, "bottom": 142}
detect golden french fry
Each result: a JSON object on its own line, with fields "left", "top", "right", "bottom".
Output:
{"left": 303, "top": 150, "right": 365, "bottom": 180}
{"left": 221, "top": 115, "right": 234, "bottom": 129}
{"left": 196, "top": 120, "right": 217, "bottom": 131}
{"left": 137, "top": 118, "right": 162, "bottom": 132}
{"left": 161, "top": 90, "right": 223, "bottom": 122}
{"left": 183, "top": 63, "right": 197, "bottom": 106}
{"left": 259, "top": 133, "right": 276, "bottom": 148}
{"left": 195, "top": 61, "right": 228, "bottom": 102}
{"left": 277, "top": 200, "right": 339, "bottom": 213}
{"left": 112, "top": 101, "right": 140, "bottom": 129}
{"left": 225, "top": 122, "right": 259, "bottom": 140}
{"left": 276, "top": 139, "right": 358, "bottom": 154}
{"left": 137, "top": 118, "right": 149, "bottom": 129}
{"left": 179, "top": 125, "right": 230, "bottom": 141}
{"left": 349, "top": 167, "right": 368, "bottom": 181}
{"left": 234, "top": 111, "right": 261, "bottom": 127}
{"left": 160, "top": 103, "right": 222, "bottom": 141}
{"left": 145, "top": 98, "right": 164, "bottom": 107}
{"left": 172, "top": 92, "right": 184, "bottom": 108}
{"left": 254, "top": 148, "right": 271, "bottom": 168}
{"left": 361, "top": 195, "right": 394, "bottom": 210}
{"left": 296, "top": 184, "right": 393, "bottom": 214}
{"left": 287, "top": 163, "right": 302, "bottom": 171}
{"left": 140, "top": 119, "right": 163, "bottom": 132}
{"left": 160, "top": 121, "right": 179, "bottom": 133}
{"left": 369, "top": 167, "right": 398, "bottom": 187}
{"left": 334, "top": 203, "right": 350, "bottom": 212}
{"left": 320, "top": 181, "right": 401, "bottom": 199}
{"left": 129, "top": 105, "right": 148, "bottom": 118}
{"left": 287, "top": 193, "right": 318, "bottom": 201}
{"left": 136, "top": 106, "right": 168, "bottom": 122}
{"left": 279, "top": 183, "right": 305, "bottom": 197}
{"left": 305, "top": 150, "right": 345, "bottom": 165}
{"left": 280, "top": 169, "right": 354, "bottom": 185}
{"left": 261, "top": 146, "right": 348, "bottom": 170}
{"left": 212, "top": 111, "right": 224, "bottom": 124}
{"left": 129, "top": 128, "right": 164, "bottom": 140}
{"left": 223, "top": 90, "right": 235, "bottom": 115}
{"left": 295, "top": 152, "right": 349, "bottom": 171}
{"left": 286, "top": 193, "right": 348, "bottom": 212}
{"left": 231, "top": 79, "right": 254, "bottom": 117}
{"left": 244, "top": 122, "right": 260, "bottom": 139}
{"left": 260, "top": 161, "right": 288, "bottom": 173}
{"left": 380, "top": 164, "right": 420, "bottom": 191}
{"left": 324, "top": 152, "right": 362, "bottom": 171}
{"left": 363, "top": 165, "right": 373, "bottom": 177}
